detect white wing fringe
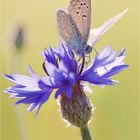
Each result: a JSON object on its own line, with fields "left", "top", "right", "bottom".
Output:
{"left": 88, "top": 8, "right": 129, "bottom": 46}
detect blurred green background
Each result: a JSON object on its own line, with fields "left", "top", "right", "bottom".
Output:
{"left": 0, "top": 0, "right": 139, "bottom": 140}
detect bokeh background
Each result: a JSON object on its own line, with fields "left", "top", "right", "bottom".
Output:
{"left": 0, "top": 0, "right": 139, "bottom": 140}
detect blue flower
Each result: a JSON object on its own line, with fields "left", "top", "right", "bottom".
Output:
{"left": 3, "top": 44, "right": 128, "bottom": 115}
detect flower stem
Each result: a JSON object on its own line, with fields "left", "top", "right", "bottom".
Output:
{"left": 80, "top": 125, "right": 93, "bottom": 140}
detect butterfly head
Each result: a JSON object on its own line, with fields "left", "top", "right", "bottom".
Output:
{"left": 74, "top": 44, "right": 92, "bottom": 55}
{"left": 85, "top": 45, "right": 92, "bottom": 54}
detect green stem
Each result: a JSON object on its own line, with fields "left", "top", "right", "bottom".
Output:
{"left": 80, "top": 125, "right": 93, "bottom": 140}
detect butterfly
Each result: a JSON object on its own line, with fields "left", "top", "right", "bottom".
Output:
{"left": 56, "top": 0, "right": 128, "bottom": 56}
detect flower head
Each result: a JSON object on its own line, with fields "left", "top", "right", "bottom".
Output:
{"left": 3, "top": 44, "right": 128, "bottom": 119}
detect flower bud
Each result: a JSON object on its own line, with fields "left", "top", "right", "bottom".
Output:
{"left": 59, "top": 83, "right": 93, "bottom": 128}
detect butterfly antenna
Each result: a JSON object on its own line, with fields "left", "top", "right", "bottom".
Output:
{"left": 92, "top": 47, "right": 99, "bottom": 55}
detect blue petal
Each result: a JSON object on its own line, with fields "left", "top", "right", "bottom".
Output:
{"left": 43, "top": 48, "right": 58, "bottom": 66}
{"left": 35, "top": 90, "right": 52, "bottom": 115}
{"left": 81, "top": 47, "right": 128, "bottom": 86}
{"left": 54, "top": 88, "right": 64, "bottom": 99}
{"left": 118, "top": 48, "right": 126, "bottom": 56}
{"left": 14, "top": 91, "right": 43, "bottom": 97}
{"left": 3, "top": 69, "right": 55, "bottom": 115}
{"left": 15, "top": 96, "right": 39, "bottom": 104}
{"left": 3, "top": 74, "right": 15, "bottom": 81}
{"left": 89, "top": 78, "right": 114, "bottom": 85}
{"left": 28, "top": 103, "right": 38, "bottom": 112}
{"left": 102, "top": 65, "right": 129, "bottom": 78}
{"left": 13, "top": 85, "right": 26, "bottom": 88}
{"left": 65, "top": 86, "right": 72, "bottom": 98}
{"left": 38, "top": 80, "right": 53, "bottom": 89}
{"left": 54, "top": 44, "right": 78, "bottom": 73}
{"left": 15, "top": 88, "right": 53, "bottom": 116}
{"left": 81, "top": 72, "right": 114, "bottom": 85}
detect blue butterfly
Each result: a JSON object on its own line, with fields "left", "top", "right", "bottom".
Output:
{"left": 56, "top": 0, "right": 128, "bottom": 55}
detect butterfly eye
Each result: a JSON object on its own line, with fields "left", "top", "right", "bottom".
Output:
{"left": 86, "top": 46, "right": 89, "bottom": 52}
{"left": 86, "top": 46, "right": 92, "bottom": 53}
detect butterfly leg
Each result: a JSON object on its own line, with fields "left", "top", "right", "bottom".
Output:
{"left": 42, "top": 62, "right": 49, "bottom": 76}
{"left": 78, "top": 57, "right": 81, "bottom": 62}
{"left": 84, "top": 55, "right": 91, "bottom": 66}
{"left": 79, "top": 54, "right": 85, "bottom": 74}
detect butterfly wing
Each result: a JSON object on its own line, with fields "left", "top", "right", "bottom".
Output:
{"left": 56, "top": 9, "right": 81, "bottom": 44}
{"left": 88, "top": 9, "right": 128, "bottom": 46}
{"left": 68, "top": 0, "right": 91, "bottom": 43}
